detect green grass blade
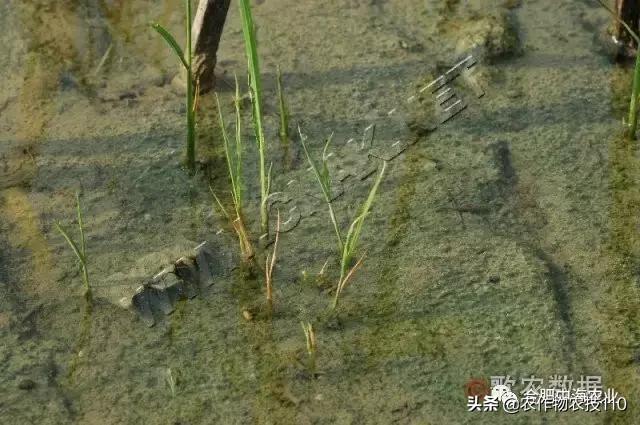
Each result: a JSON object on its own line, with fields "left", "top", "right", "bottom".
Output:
{"left": 216, "top": 94, "right": 241, "bottom": 209}
{"left": 299, "top": 127, "right": 343, "bottom": 251}
{"left": 150, "top": 23, "right": 188, "bottom": 70}
{"left": 337, "top": 161, "right": 386, "bottom": 297}
{"left": 185, "top": 0, "right": 195, "bottom": 172}
{"left": 209, "top": 185, "right": 232, "bottom": 221}
{"left": 266, "top": 161, "right": 273, "bottom": 198}
{"left": 345, "top": 160, "right": 387, "bottom": 259}
{"left": 238, "top": 0, "right": 264, "bottom": 126}
{"left": 299, "top": 129, "right": 332, "bottom": 200}
{"left": 340, "top": 214, "right": 364, "bottom": 276}
{"left": 186, "top": 88, "right": 195, "bottom": 171}
{"left": 320, "top": 134, "right": 334, "bottom": 196}
{"left": 151, "top": 0, "right": 196, "bottom": 172}
{"left": 55, "top": 222, "right": 86, "bottom": 265}
{"left": 233, "top": 74, "right": 243, "bottom": 207}
{"left": 75, "top": 192, "right": 86, "bottom": 259}
{"left": 186, "top": 0, "right": 193, "bottom": 65}
{"left": 185, "top": 0, "right": 195, "bottom": 171}
{"left": 238, "top": 0, "right": 268, "bottom": 234}
{"left": 630, "top": 54, "right": 640, "bottom": 138}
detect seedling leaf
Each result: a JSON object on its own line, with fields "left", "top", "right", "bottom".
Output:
{"left": 55, "top": 222, "right": 86, "bottom": 265}
{"left": 150, "top": 23, "right": 188, "bottom": 70}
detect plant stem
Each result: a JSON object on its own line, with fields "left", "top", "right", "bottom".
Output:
{"left": 82, "top": 264, "right": 92, "bottom": 307}
{"left": 78, "top": 193, "right": 90, "bottom": 300}
{"left": 233, "top": 75, "right": 243, "bottom": 213}
{"left": 327, "top": 201, "right": 343, "bottom": 253}
{"left": 628, "top": 52, "right": 640, "bottom": 139}
{"left": 185, "top": 0, "right": 196, "bottom": 172}
{"left": 238, "top": 0, "right": 268, "bottom": 236}
{"left": 76, "top": 192, "right": 86, "bottom": 259}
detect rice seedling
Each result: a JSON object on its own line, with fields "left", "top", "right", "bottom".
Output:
{"left": 212, "top": 76, "right": 255, "bottom": 261}
{"left": 55, "top": 192, "right": 92, "bottom": 307}
{"left": 333, "top": 163, "right": 386, "bottom": 309}
{"left": 151, "top": 0, "right": 196, "bottom": 172}
{"left": 597, "top": 0, "right": 640, "bottom": 139}
{"left": 239, "top": 0, "right": 270, "bottom": 236}
{"left": 276, "top": 65, "right": 290, "bottom": 145}
{"left": 165, "top": 367, "right": 177, "bottom": 397}
{"left": 264, "top": 210, "right": 281, "bottom": 312}
{"left": 301, "top": 321, "right": 317, "bottom": 377}
{"left": 299, "top": 132, "right": 343, "bottom": 252}
{"left": 299, "top": 127, "right": 388, "bottom": 309}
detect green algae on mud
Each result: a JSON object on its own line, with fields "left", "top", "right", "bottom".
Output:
{"left": 598, "top": 133, "right": 640, "bottom": 422}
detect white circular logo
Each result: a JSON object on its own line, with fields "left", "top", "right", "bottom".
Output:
{"left": 491, "top": 385, "right": 517, "bottom": 403}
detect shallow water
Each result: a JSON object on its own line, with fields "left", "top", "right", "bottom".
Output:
{"left": 2, "top": 0, "right": 640, "bottom": 424}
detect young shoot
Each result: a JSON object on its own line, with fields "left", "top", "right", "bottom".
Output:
{"left": 334, "top": 161, "right": 387, "bottom": 309}
{"left": 165, "top": 368, "right": 177, "bottom": 397}
{"left": 301, "top": 321, "right": 317, "bottom": 377}
{"left": 299, "top": 127, "right": 388, "bottom": 309}
{"left": 299, "top": 130, "right": 343, "bottom": 253}
{"left": 151, "top": 0, "right": 196, "bottom": 172}
{"left": 212, "top": 76, "right": 256, "bottom": 261}
{"left": 55, "top": 192, "right": 92, "bottom": 308}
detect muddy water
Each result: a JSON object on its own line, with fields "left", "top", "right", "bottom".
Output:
{"left": 2, "top": 0, "right": 640, "bottom": 424}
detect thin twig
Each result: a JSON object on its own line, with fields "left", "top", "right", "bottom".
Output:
{"left": 93, "top": 43, "right": 113, "bottom": 76}
{"left": 318, "top": 257, "right": 330, "bottom": 276}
